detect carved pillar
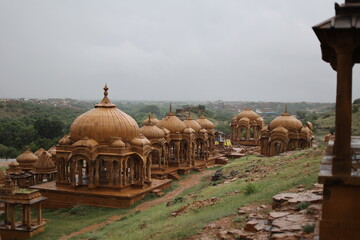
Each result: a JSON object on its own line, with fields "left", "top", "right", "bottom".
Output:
{"left": 11, "top": 204, "right": 15, "bottom": 229}
{"left": 95, "top": 160, "right": 99, "bottom": 186}
{"left": 333, "top": 45, "right": 353, "bottom": 175}
{"left": 37, "top": 202, "right": 42, "bottom": 225}
{"left": 22, "top": 205, "right": 26, "bottom": 225}
{"left": 4, "top": 203, "right": 8, "bottom": 225}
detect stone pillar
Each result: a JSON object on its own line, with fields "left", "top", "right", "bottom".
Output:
{"left": 22, "top": 205, "right": 26, "bottom": 225}
{"left": 27, "top": 205, "right": 32, "bottom": 230}
{"left": 4, "top": 203, "right": 8, "bottom": 225}
{"left": 37, "top": 202, "right": 42, "bottom": 225}
{"left": 333, "top": 45, "right": 353, "bottom": 176}
{"left": 11, "top": 204, "right": 15, "bottom": 229}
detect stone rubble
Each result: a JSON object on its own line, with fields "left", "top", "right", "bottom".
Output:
{"left": 171, "top": 197, "right": 220, "bottom": 217}
{"left": 185, "top": 184, "right": 323, "bottom": 240}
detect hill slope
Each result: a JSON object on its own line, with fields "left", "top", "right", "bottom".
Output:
{"left": 31, "top": 147, "right": 323, "bottom": 240}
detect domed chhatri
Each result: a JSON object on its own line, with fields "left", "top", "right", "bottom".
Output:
{"left": 69, "top": 85, "right": 140, "bottom": 143}
{"left": 269, "top": 107, "right": 303, "bottom": 132}
{"left": 260, "top": 107, "right": 313, "bottom": 156}
{"left": 16, "top": 149, "right": 39, "bottom": 171}
{"left": 6, "top": 160, "right": 22, "bottom": 175}
{"left": 140, "top": 116, "right": 165, "bottom": 139}
{"left": 196, "top": 113, "right": 215, "bottom": 131}
{"left": 230, "top": 107, "right": 264, "bottom": 146}
{"left": 183, "top": 113, "right": 202, "bottom": 132}
{"left": 157, "top": 105, "right": 186, "bottom": 134}
{"left": 151, "top": 105, "right": 216, "bottom": 168}
{"left": 141, "top": 113, "right": 159, "bottom": 126}
{"left": 32, "top": 152, "right": 57, "bottom": 185}
{"left": 41, "top": 85, "right": 157, "bottom": 208}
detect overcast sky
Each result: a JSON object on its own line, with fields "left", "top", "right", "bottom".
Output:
{"left": 0, "top": 0, "right": 358, "bottom": 102}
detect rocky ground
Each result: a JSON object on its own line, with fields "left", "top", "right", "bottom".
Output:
{"left": 185, "top": 184, "right": 323, "bottom": 240}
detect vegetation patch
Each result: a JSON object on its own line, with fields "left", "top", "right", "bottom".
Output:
{"left": 71, "top": 147, "right": 323, "bottom": 240}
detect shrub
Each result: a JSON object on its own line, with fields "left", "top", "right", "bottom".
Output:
{"left": 296, "top": 201, "right": 310, "bottom": 211}
{"left": 244, "top": 183, "right": 256, "bottom": 196}
{"left": 302, "top": 223, "right": 315, "bottom": 233}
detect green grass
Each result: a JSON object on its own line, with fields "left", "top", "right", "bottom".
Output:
{"left": 71, "top": 147, "right": 323, "bottom": 240}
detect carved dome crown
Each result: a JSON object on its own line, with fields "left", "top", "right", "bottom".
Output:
{"left": 183, "top": 113, "right": 202, "bottom": 132}
{"left": 69, "top": 85, "right": 140, "bottom": 143}
{"left": 157, "top": 105, "right": 186, "bottom": 133}
{"left": 33, "top": 152, "right": 56, "bottom": 173}
{"left": 140, "top": 117, "right": 165, "bottom": 139}
{"left": 269, "top": 107, "right": 303, "bottom": 132}
{"left": 16, "top": 149, "right": 38, "bottom": 165}
{"left": 236, "top": 108, "right": 261, "bottom": 121}
{"left": 196, "top": 113, "right": 214, "bottom": 130}
{"left": 34, "top": 148, "right": 52, "bottom": 158}
{"left": 142, "top": 114, "right": 159, "bottom": 126}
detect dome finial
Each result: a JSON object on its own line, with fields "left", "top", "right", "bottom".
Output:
{"left": 95, "top": 84, "right": 116, "bottom": 108}
{"left": 104, "top": 84, "right": 109, "bottom": 97}
{"left": 281, "top": 105, "right": 290, "bottom": 116}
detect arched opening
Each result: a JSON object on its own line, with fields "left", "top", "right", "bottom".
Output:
{"left": 241, "top": 127, "right": 247, "bottom": 140}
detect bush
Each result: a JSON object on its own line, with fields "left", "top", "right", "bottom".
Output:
{"left": 244, "top": 183, "right": 257, "bottom": 196}
{"left": 302, "top": 223, "right": 315, "bottom": 233}
{"left": 296, "top": 201, "right": 310, "bottom": 211}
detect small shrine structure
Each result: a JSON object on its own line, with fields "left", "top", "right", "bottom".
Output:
{"left": 0, "top": 177, "right": 46, "bottom": 240}
{"left": 259, "top": 107, "right": 313, "bottom": 156}
{"left": 230, "top": 108, "right": 264, "bottom": 145}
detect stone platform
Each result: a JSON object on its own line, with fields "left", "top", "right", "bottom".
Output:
{"left": 152, "top": 156, "right": 219, "bottom": 179}
{"left": 30, "top": 179, "right": 172, "bottom": 208}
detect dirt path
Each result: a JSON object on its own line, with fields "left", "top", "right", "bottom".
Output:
{"left": 60, "top": 169, "right": 214, "bottom": 240}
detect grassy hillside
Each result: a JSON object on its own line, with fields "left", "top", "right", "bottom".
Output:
{"left": 314, "top": 103, "right": 360, "bottom": 136}
{"left": 30, "top": 147, "right": 323, "bottom": 240}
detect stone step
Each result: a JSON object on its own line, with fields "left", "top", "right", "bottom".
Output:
{"left": 151, "top": 189, "right": 165, "bottom": 196}
{"left": 168, "top": 172, "right": 182, "bottom": 180}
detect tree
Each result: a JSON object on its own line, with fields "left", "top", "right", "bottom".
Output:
{"left": 353, "top": 98, "right": 360, "bottom": 104}
{"left": 34, "top": 117, "right": 64, "bottom": 139}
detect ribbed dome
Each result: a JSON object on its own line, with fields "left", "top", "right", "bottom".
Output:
{"left": 183, "top": 114, "right": 202, "bottom": 132}
{"left": 184, "top": 126, "right": 196, "bottom": 134}
{"left": 16, "top": 149, "right": 38, "bottom": 170}
{"left": 59, "top": 135, "right": 72, "bottom": 145}
{"left": 196, "top": 114, "right": 214, "bottom": 130}
{"left": 269, "top": 109, "right": 303, "bottom": 132}
{"left": 300, "top": 126, "right": 311, "bottom": 135}
{"left": 142, "top": 114, "right": 159, "bottom": 126}
{"left": 9, "top": 161, "right": 19, "bottom": 167}
{"left": 157, "top": 111, "right": 186, "bottom": 133}
{"left": 130, "top": 135, "right": 151, "bottom": 146}
{"left": 33, "top": 152, "right": 56, "bottom": 174}
{"left": 69, "top": 85, "right": 140, "bottom": 143}
{"left": 161, "top": 127, "right": 170, "bottom": 135}
{"left": 140, "top": 121, "right": 165, "bottom": 139}
{"left": 236, "top": 108, "right": 261, "bottom": 121}
{"left": 73, "top": 137, "right": 99, "bottom": 148}
{"left": 110, "top": 138, "right": 126, "bottom": 148}
{"left": 239, "top": 117, "right": 250, "bottom": 124}
{"left": 7, "top": 161, "right": 22, "bottom": 174}
{"left": 34, "top": 148, "right": 52, "bottom": 158}
{"left": 271, "top": 126, "right": 289, "bottom": 134}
